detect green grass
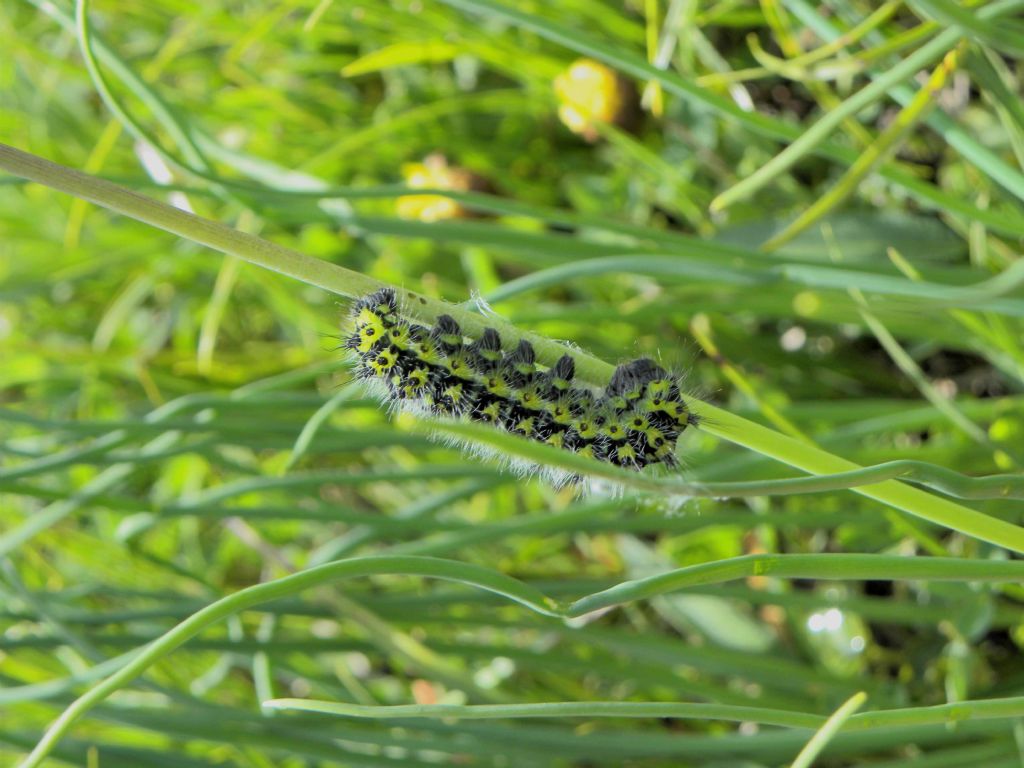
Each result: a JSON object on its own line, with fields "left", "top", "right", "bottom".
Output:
{"left": 2, "top": 0, "right": 1024, "bottom": 766}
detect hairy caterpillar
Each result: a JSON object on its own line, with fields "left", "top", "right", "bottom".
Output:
{"left": 344, "top": 288, "right": 698, "bottom": 483}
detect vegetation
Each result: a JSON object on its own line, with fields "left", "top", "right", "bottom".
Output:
{"left": 2, "top": 0, "right": 1024, "bottom": 766}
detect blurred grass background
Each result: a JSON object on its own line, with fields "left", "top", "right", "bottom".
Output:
{"left": 2, "top": 0, "right": 1024, "bottom": 765}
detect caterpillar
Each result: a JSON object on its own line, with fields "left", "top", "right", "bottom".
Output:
{"left": 344, "top": 288, "right": 698, "bottom": 484}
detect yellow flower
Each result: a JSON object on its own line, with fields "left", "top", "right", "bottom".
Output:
{"left": 553, "top": 58, "right": 632, "bottom": 140}
{"left": 397, "top": 154, "right": 476, "bottom": 222}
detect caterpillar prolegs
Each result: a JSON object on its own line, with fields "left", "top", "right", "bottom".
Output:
{"left": 344, "top": 288, "right": 698, "bottom": 483}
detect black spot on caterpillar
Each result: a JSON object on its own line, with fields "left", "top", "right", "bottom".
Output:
{"left": 344, "top": 288, "right": 699, "bottom": 484}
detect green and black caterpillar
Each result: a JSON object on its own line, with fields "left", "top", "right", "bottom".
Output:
{"left": 345, "top": 288, "right": 698, "bottom": 481}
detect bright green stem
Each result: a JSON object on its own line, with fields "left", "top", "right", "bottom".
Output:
{"left": 1, "top": 143, "right": 1021, "bottom": 554}
{"left": 698, "top": 403, "right": 1024, "bottom": 554}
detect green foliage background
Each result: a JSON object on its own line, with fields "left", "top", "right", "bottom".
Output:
{"left": 2, "top": 0, "right": 1024, "bottom": 765}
